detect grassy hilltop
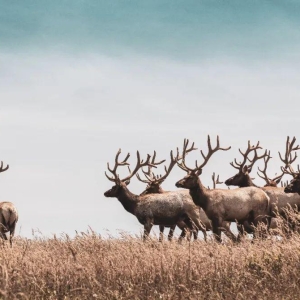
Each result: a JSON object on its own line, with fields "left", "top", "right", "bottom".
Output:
{"left": 1, "top": 225, "right": 300, "bottom": 300}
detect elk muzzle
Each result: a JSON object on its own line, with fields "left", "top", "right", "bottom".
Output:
{"left": 284, "top": 185, "right": 294, "bottom": 194}
{"left": 224, "top": 178, "right": 233, "bottom": 186}
{"left": 175, "top": 180, "right": 185, "bottom": 188}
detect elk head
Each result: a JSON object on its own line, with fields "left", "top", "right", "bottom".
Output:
{"left": 224, "top": 141, "right": 268, "bottom": 187}
{"left": 282, "top": 160, "right": 300, "bottom": 195}
{"left": 175, "top": 136, "right": 231, "bottom": 189}
{"left": 258, "top": 136, "right": 300, "bottom": 187}
{"left": 104, "top": 149, "right": 152, "bottom": 197}
{"left": 285, "top": 173, "right": 300, "bottom": 194}
{"left": 136, "top": 150, "right": 167, "bottom": 195}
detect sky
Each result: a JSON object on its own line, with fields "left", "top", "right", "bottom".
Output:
{"left": 0, "top": 1, "right": 300, "bottom": 239}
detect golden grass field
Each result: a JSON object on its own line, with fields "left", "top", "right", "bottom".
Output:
{"left": 0, "top": 217, "right": 300, "bottom": 300}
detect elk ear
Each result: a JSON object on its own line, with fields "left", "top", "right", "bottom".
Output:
{"left": 242, "top": 165, "right": 252, "bottom": 174}
{"left": 275, "top": 178, "right": 281, "bottom": 184}
{"left": 124, "top": 180, "right": 131, "bottom": 186}
{"left": 196, "top": 169, "right": 202, "bottom": 176}
{"left": 242, "top": 165, "right": 249, "bottom": 174}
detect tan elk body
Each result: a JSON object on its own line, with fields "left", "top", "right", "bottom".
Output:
{"left": 175, "top": 136, "right": 271, "bottom": 242}
{"left": 0, "top": 201, "right": 18, "bottom": 246}
{"left": 137, "top": 152, "right": 233, "bottom": 241}
{"left": 137, "top": 148, "right": 206, "bottom": 241}
{"left": 0, "top": 162, "right": 18, "bottom": 246}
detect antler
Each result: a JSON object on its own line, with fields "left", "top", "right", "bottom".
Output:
{"left": 279, "top": 136, "right": 300, "bottom": 176}
{"left": 281, "top": 164, "right": 300, "bottom": 178}
{"left": 138, "top": 142, "right": 197, "bottom": 185}
{"left": 0, "top": 162, "right": 9, "bottom": 173}
{"left": 229, "top": 141, "right": 263, "bottom": 172}
{"left": 178, "top": 135, "right": 231, "bottom": 173}
{"left": 105, "top": 149, "right": 152, "bottom": 183}
{"left": 136, "top": 151, "right": 166, "bottom": 184}
{"left": 212, "top": 172, "right": 223, "bottom": 189}
{"left": 257, "top": 151, "right": 273, "bottom": 185}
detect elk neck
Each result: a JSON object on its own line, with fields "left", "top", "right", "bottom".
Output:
{"left": 116, "top": 186, "right": 139, "bottom": 215}
{"left": 188, "top": 177, "right": 210, "bottom": 211}
{"left": 239, "top": 174, "right": 258, "bottom": 188}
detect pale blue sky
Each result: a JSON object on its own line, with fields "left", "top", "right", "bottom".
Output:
{"left": 0, "top": 1, "right": 299, "bottom": 238}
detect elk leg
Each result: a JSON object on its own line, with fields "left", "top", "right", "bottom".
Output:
{"left": 159, "top": 225, "right": 164, "bottom": 242}
{"left": 193, "top": 229, "right": 198, "bottom": 241}
{"left": 221, "top": 223, "right": 237, "bottom": 242}
{"left": 168, "top": 225, "right": 176, "bottom": 241}
{"left": 237, "top": 223, "right": 245, "bottom": 242}
{"left": 212, "top": 219, "right": 222, "bottom": 243}
{"left": 143, "top": 223, "right": 153, "bottom": 241}
{"left": 178, "top": 228, "right": 187, "bottom": 242}
{"left": 9, "top": 224, "right": 16, "bottom": 248}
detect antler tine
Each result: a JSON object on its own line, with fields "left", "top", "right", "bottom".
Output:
{"left": 256, "top": 151, "right": 272, "bottom": 185}
{"left": 105, "top": 170, "right": 117, "bottom": 182}
{"left": 155, "top": 150, "right": 180, "bottom": 184}
{"left": 280, "top": 165, "right": 296, "bottom": 177}
{"left": 278, "top": 136, "right": 300, "bottom": 178}
{"left": 122, "top": 151, "right": 154, "bottom": 182}
{"left": 212, "top": 172, "right": 223, "bottom": 189}
{"left": 136, "top": 172, "right": 152, "bottom": 184}
{"left": 247, "top": 149, "right": 269, "bottom": 170}
{"left": 105, "top": 149, "right": 130, "bottom": 182}
{"left": 149, "top": 151, "right": 166, "bottom": 166}
{"left": 232, "top": 140, "right": 262, "bottom": 172}
{"left": 0, "top": 161, "right": 9, "bottom": 173}
{"left": 289, "top": 136, "right": 300, "bottom": 152}
{"left": 177, "top": 139, "right": 197, "bottom": 172}
{"left": 230, "top": 158, "right": 243, "bottom": 170}
{"left": 279, "top": 136, "right": 300, "bottom": 166}
{"left": 197, "top": 135, "right": 231, "bottom": 170}
{"left": 107, "top": 149, "right": 130, "bottom": 176}
{"left": 137, "top": 150, "right": 166, "bottom": 183}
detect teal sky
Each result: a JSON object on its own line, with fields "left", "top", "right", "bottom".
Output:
{"left": 0, "top": 1, "right": 300, "bottom": 239}
{"left": 1, "top": 1, "right": 300, "bottom": 61}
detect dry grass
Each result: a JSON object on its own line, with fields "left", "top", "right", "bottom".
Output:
{"left": 1, "top": 222, "right": 300, "bottom": 300}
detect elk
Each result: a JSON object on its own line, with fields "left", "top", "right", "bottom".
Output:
{"left": 136, "top": 149, "right": 233, "bottom": 241}
{"left": 137, "top": 146, "right": 203, "bottom": 241}
{"left": 104, "top": 149, "right": 202, "bottom": 240}
{"left": 0, "top": 202, "right": 18, "bottom": 247}
{"left": 175, "top": 136, "right": 271, "bottom": 242}
{"left": 0, "top": 162, "right": 18, "bottom": 246}
{"left": 284, "top": 165, "right": 300, "bottom": 195}
{"left": 224, "top": 137, "right": 300, "bottom": 223}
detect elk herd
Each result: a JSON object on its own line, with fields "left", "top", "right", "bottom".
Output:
{"left": 104, "top": 136, "right": 300, "bottom": 243}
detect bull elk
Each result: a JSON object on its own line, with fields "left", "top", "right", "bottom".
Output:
{"left": 136, "top": 148, "right": 233, "bottom": 241}
{"left": 0, "top": 202, "right": 18, "bottom": 247}
{"left": 103, "top": 150, "right": 201, "bottom": 240}
{"left": 137, "top": 146, "right": 206, "bottom": 241}
{"left": 0, "top": 162, "right": 18, "bottom": 246}
{"left": 224, "top": 137, "right": 300, "bottom": 228}
{"left": 175, "top": 136, "right": 271, "bottom": 242}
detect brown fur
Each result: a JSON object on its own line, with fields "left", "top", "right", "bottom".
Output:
{"left": 104, "top": 181, "right": 204, "bottom": 240}
{"left": 225, "top": 170, "right": 300, "bottom": 228}
{"left": 140, "top": 183, "right": 233, "bottom": 241}
{"left": 0, "top": 202, "right": 18, "bottom": 247}
{"left": 176, "top": 172, "right": 270, "bottom": 242}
